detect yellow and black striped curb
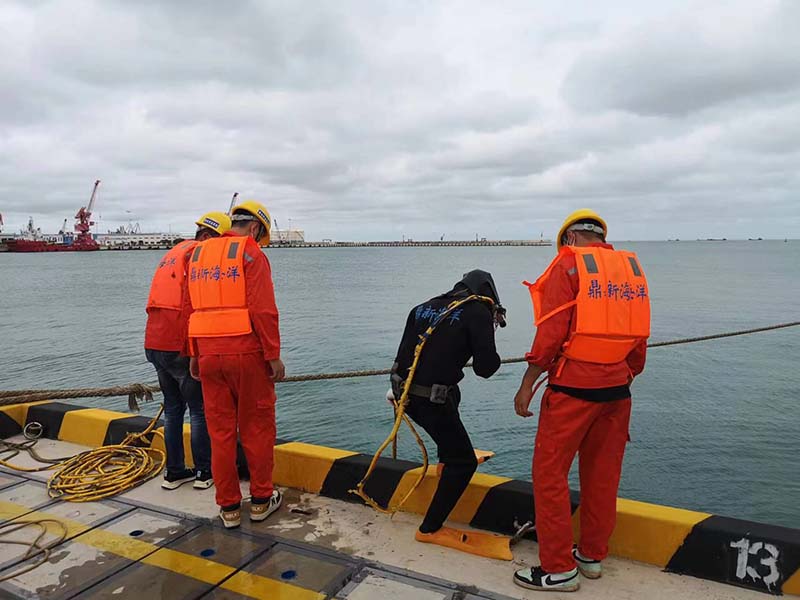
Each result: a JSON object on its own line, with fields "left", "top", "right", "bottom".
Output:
{"left": 2, "top": 401, "right": 799, "bottom": 596}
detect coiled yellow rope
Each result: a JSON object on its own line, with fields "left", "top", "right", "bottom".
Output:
{"left": 350, "top": 295, "right": 496, "bottom": 514}
{"left": 46, "top": 406, "right": 165, "bottom": 502}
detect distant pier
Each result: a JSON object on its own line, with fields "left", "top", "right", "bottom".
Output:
{"left": 1, "top": 238, "right": 552, "bottom": 252}
{"left": 271, "top": 239, "right": 552, "bottom": 248}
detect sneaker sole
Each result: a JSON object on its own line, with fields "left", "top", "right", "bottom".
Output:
{"left": 219, "top": 511, "right": 241, "bottom": 529}
{"left": 250, "top": 496, "right": 282, "bottom": 522}
{"left": 573, "top": 549, "right": 602, "bottom": 580}
{"left": 512, "top": 577, "right": 580, "bottom": 593}
{"left": 161, "top": 477, "right": 195, "bottom": 490}
{"left": 577, "top": 565, "right": 602, "bottom": 580}
{"left": 193, "top": 480, "right": 214, "bottom": 490}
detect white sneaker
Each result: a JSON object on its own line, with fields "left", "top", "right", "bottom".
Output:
{"left": 573, "top": 547, "right": 602, "bottom": 579}
{"left": 219, "top": 505, "right": 241, "bottom": 529}
{"left": 513, "top": 566, "right": 580, "bottom": 592}
{"left": 161, "top": 468, "right": 195, "bottom": 490}
{"left": 193, "top": 470, "right": 214, "bottom": 490}
{"left": 250, "top": 490, "right": 282, "bottom": 522}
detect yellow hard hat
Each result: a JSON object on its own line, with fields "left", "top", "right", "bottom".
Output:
{"left": 556, "top": 208, "right": 608, "bottom": 250}
{"left": 195, "top": 211, "right": 232, "bottom": 235}
{"left": 231, "top": 200, "right": 272, "bottom": 245}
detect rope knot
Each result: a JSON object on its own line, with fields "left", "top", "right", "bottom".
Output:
{"left": 127, "top": 383, "right": 157, "bottom": 412}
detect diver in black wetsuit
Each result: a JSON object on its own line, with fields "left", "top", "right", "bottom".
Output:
{"left": 391, "top": 270, "right": 506, "bottom": 536}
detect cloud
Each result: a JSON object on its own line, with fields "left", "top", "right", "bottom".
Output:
{"left": 562, "top": 1, "right": 800, "bottom": 116}
{"left": 0, "top": 0, "right": 798, "bottom": 241}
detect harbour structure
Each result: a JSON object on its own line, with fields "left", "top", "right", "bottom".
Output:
{"left": 95, "top": 229, "right": 186, "bottom": 250}
{"left": 3, "top": 181, "right": 101, "bottom": 252}
{"left": 279, "top": 238, "right": 551, "bottom": 248}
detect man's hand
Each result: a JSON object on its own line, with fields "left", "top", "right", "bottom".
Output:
{"left": 514, "top": 386, "right": 535, "bottom": 418}
{"left": 514, "top": 363, "right": 545, "bottom": 418}
{"left": 189, "top": 357, "right": 200, "bottom": 381}
{"left": 268, "top": 358, "right": 286, "bottom": 381}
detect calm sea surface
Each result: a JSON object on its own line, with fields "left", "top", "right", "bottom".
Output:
{"left": 1, "top": 241, "right": 798, "bottom": 528}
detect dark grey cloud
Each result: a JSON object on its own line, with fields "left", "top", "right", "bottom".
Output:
{"left": 0, "top": 0, "right": 797, "bottom": 241}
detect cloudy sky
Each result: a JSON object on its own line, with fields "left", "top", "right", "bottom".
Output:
{"left": 1, "top": 0, "right": 798, "bottom": 241}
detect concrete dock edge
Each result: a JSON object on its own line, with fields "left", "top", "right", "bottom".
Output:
{"left": 2, "top": 400, "right": 798, "bottom": 596}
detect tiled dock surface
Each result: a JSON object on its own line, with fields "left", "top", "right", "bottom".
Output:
{"left": 0, "top": 437, "right": 766, "bottom": 600}
{"left": 0, "top": 471, "right": 503, "bottom": 600}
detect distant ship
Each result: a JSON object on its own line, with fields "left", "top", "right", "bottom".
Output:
{"left": 4, "top": 181, "right": 101, "bottom": 253}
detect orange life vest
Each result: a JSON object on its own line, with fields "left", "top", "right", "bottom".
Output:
{"left": 146, "top": 240, "right": 197, "bottom": 311}
{"left": 524, "top": 246, "right": 650, "bottom": 364}
{"left": 187, "top": 236, "right": 253, "bottom": 338}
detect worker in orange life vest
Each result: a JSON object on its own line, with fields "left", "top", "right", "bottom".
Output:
{"left": 512, "top": 209, "right": 649, "bottom": 593}
{"left": 145, "top": 211, "right": 231, "bottom": 491}
{"left": 187, "top": 200, "right": 285, "bottom": 529}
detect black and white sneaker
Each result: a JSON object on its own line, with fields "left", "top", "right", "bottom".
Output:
{"left": 250, "top": 490, "right": 282, "bottom": 522}
{"left": 513, "top": 565, "right": 580, "bottom": 592}
{"left": 573, "top": 546, "right": 602, "bottom": 579}
{"left": 193, "top": 470, "right": 214, "bottom": 490}
{"left": 161, "top": 468, "right": 195, "bottom": 490}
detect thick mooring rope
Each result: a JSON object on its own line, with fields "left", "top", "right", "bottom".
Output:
{"left": 0, "top": 383, "right": 156, "bottom": 408}
{"left": 0, "top": 321, "right": 797, "bottom": 407}
{"left": 0, "top": 320, "right": 795, "bottom": 579}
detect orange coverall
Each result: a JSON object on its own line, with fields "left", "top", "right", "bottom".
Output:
{"left": 526, "top": 243, "right": 646, "bottom": 573}
{"left": 187, "top": 232, "right": 281, "bottom": 508}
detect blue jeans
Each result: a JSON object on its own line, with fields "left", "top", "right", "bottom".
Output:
{"left": 145, "top": 349, "right": 211, "bottom": 474}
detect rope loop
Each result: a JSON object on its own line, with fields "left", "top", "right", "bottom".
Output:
{"left": 23, "top": 422, "right": 43, "bottom": 441}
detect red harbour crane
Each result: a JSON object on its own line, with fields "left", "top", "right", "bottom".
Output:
{"left": 74, "top": 179, "right": 100, "bottom": 243}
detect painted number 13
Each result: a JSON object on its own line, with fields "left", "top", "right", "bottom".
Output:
{"left": 730, "top": 537, "right": 780, "bottom": 589}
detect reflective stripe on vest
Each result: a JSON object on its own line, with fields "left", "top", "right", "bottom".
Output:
{"left": 146, "top": 240, "right": 197, "bottom": 311}
{"left": 187, "top": 236, "right": 252, "bottom": 338}
{"left": 523, "top": 246, "right": 650, "bottom": 364}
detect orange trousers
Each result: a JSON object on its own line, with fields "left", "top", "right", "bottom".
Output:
{"left": 198, "top": 352, "right": 276, "bottom": 508}
{"left": 533, "top": 389, "right": 631, "bottom": 573}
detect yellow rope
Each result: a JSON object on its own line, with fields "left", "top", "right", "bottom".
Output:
{"left": 46, "top": 406, "right": 165, "bottom": 502}
{"left": 0, "top": 405, "right": 165, "bottom": 502}
{"left": 0, "top": 458, "right": 59, "bottom": 473}
{"left": 0, "top": 519, "right": 69, "bottom": 582}
{"left": 350, "top": 295, "right": 495, "bottom": 514}
{"left": 0, "top": 440, "right": 72, "bottom": 473}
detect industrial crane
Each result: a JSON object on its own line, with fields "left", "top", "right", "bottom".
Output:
{"left": 73, "top": 179, "right": 101, "bottom": 249}
{"left": 273, "top": 218, "right": 285, "bottom": 244}
{"left": 58, "top": 219, "right": 69, "bottom": 235}
{"left": 228, "top": 192, "right": 239, "bottom": 215}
